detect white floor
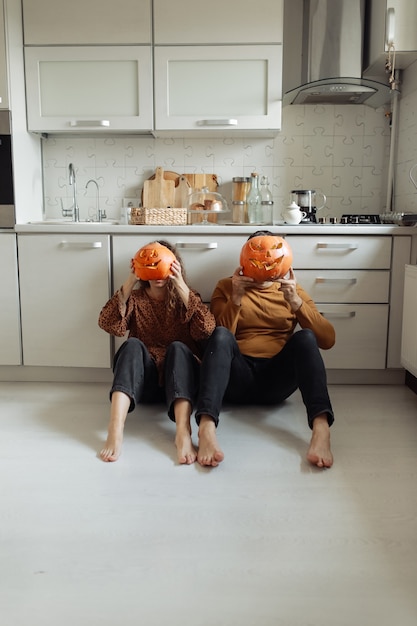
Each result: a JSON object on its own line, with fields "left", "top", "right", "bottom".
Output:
{"left": 2, "top": 381, "right": 417, "bottom": 626}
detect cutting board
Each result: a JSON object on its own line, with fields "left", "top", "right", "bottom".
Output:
{"left": 174, "top": 175, "right": 192, "bottom": 208}
{"left": 142, "top": 167, "right": 175, "bottom": 208}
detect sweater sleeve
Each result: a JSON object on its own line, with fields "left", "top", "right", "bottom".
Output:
{"left": 98, "top": 290, "right": 132, "bottom": 337}
{"left": 210, "top": 279, "right": 242, "bottom": 334}
{"left": 294, "top": 285, "right": 336, "bottom": 350}
{"left": 180, "top": 290, "right": 216, "bottom": 341}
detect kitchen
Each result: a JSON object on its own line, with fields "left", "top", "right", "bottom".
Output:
{"left": 2, "top": 1, "right": 417, "bottom": 625}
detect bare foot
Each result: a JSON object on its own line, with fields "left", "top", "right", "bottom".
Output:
{"left": 99, "top": 391, "right": 130, "bottom": 462}
{"left": 99, "top": 428, "right": 123, "bottom": 462}
{"left": 307, "top": 415, "right": 333, "bottom": 468}
{"left": 197, "top": 416, "right": 224, "bottom": 467}
{"left": 175, "top": 430, "right": 197, "bottom": 465}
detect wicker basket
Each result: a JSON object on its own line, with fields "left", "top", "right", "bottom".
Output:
{"left": 130, "top": 207, "right": 187, "bottom": 226}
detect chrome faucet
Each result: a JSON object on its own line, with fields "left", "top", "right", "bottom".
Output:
{"left": 68, "top": 163, "right": 80, "bottom": 222}
{"left": 85, "top": 178, "right": 106, "bottom": 222}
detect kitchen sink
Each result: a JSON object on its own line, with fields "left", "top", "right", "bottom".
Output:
{"left": 28, "top": 219, "right": 120, "bottom": 225}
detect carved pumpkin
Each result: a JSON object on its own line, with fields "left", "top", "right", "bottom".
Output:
{"left": 133, "top": 242, "right": 176, "bottom": 281}
{"left": 240, "top": 235, "right": 293, "bottom": 281}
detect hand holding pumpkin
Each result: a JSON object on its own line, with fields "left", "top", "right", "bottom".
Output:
{"left": 278, "top": 268, "right": 303, "bottom": 312}
{"left": 169, "top": 259, "right": 190, "bottom": 306}
{"left": 231, "top": 267, "right": 254, "bottom": 305}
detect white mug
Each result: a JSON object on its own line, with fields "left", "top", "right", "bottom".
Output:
{"left": 282, "top": 203, "right": 307, "bottom": 224}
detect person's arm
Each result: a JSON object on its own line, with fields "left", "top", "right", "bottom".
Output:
{"left": 210, "top": 271, "right": 250, "bottom": 333}
{"left": 98, "top": 260, "right": 138, "bottom": 336}
{"left": 280, "top": 269, "right": 335, "bottom": 349}
{"left": 168, "top": 259, "right": 190, "bottom": 307}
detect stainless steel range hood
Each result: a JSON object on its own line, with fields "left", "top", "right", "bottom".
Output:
{"left": 283, "top": 0, "right": 398, "bottom": 108}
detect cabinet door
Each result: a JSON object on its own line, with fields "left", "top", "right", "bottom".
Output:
{"left": 401, "top": 264, "right": 417, "bottom": 377}
{"left": 0, "top": 0, "right": 8, "bottom": 109}
{"left": 22, "top": 0, "right": 151, "bottom": 45}
{"left": 154, "top": 0, "right": 283, "bottom": 45}
{"left": 154, "top": 46, "right": 282, "bottom": 136}
{"left": 18, "top": 234, "right": 111, "bottom": 367}
{"left": 0, "top": 234, "right": 21, "bottom": 365}
{"left": 318, "top": 304, "right": 389, "bottom": 369}
{"left": 25, "top": 47, "right": 153, "bottom": 133}
{"left": 288, "top": 236, "right": 392, "bottom": 269}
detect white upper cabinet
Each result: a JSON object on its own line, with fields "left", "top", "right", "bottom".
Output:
{"left": 153, "top": 45, "right": 282, "bottom": 137}
{"left": 153, "top": 0, "right": 283, "bottom": 45}
{"left": 22, "top": 0, "right": 151, "bottom": 45}
{"left": 153, "top": 0, "right": 283, "bottom": 136}
{"left": 0, "top": 0, "right": 9, "bottom": 109}
{"left": 23, "top": 0, "right": 283, "bottom": 136}
{"left": 24, "top": 46, "right": 153, "bottom": 134}
{"left": 364, "top": 0, "right": 417, "bottom": 75}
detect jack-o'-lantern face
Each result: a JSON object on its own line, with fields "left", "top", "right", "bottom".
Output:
{"left": 133, "top": 242, "right": 176, "bottom": 281}
{"left": 240, "top": 235, "right": 293, "bottom": 282}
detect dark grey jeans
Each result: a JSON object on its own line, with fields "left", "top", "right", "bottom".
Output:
{"left": 111, "top": 337, "right": 200, "bottom": 421}
{"left": 195, "top": 326, "right": 334, "bottom": 429}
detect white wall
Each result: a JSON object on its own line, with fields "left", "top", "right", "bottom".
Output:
{"left": 395, "top": 59, "right": 417, "bottom": 213}
{"left": 41, "top": 102, "right": 392, "bottom": 224}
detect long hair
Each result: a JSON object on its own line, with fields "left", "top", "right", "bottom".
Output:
{"left": 138, "top": 240, "right": 187, "bottom": 313}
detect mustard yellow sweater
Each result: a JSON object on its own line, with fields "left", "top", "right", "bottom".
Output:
{"left": 210, "top": 278, "right": 335, "bottom": 358}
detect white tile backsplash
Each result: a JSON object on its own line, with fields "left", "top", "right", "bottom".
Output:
{"left": 42, "top": 82, "right": 417, "bottom": 222}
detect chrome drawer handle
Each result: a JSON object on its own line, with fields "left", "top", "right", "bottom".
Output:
{"left": 315, "top": 277, "right": 357, "bottom": 285}
{"left": 317, "top": 242, "right": 358, "bottom": 250}
{"left": 175, "top": 242, "right": 218, "bottom": 249}
{"left": 69, "top": 120, "right": 110, "bottom": 127}
{"left": 59, "top": 241, "right": 102, "bottom": 249}
{"left": 320, "top": 311, "right": 356, "bottom": 319}
{"left": 197, "top": 119, "right": 238, "bottom": 126}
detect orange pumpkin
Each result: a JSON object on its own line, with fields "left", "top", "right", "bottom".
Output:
{"left": 240, "top": 235, "right": 293, "bottom": 281}
{"left": 133, "top": 242, "right": 176, "bottom": 281}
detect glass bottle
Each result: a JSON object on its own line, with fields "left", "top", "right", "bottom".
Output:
{"left": 247, "top": 172, "right": 261, "bottom": 224}
{"left": 260, "top": 175, "right": 273, "bottom": 224}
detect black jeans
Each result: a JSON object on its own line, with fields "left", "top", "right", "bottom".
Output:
{"left": 111, "top": 337, "right": 200, "bottom": 421}
{"left": 195, "top": 326, "right": 334, "bottom": 429}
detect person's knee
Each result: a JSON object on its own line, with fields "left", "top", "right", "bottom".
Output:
{"left": 166, "top": 340, "right": 187, "bottom": 358}
{"left": 293, "top": 328, "right": 317, "bottom": 350}
{"left": 209, "top": 326, "right": 235, "bottom": 349}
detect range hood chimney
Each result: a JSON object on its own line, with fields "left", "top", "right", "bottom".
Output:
{"left": 283, "top": 0, "right": 398, "bottom": 108}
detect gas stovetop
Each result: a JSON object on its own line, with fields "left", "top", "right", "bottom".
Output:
{"left": 341, "top": 214, "right": 381, "bottom": 224}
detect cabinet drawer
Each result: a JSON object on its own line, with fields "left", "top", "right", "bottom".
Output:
{"left": 288, "top": 236, "right": 392, "bottom": 269}
{"left": 318, "top": 304, "right": 388, "bottom": 369}
{"left": 296, "top": 270, "right": 390, "bottom": 303}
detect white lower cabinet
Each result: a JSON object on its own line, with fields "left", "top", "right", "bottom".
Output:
{"left": 18, "top": 234, "right": 111, "bottom": 367}
{"left": 401, "top": 264, "right": 417, "bottom": 378}
{"left": 0, "top": 234, "right": 21, "bottom": 365}
{"left": 290, "top": 235, "right": 392, "bottom": 370}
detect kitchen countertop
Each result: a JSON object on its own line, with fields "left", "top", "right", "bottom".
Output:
{"left": 14, "top": 222, "right": 417, "bottom": 235}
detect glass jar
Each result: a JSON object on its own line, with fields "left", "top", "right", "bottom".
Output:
{"left": 232, "top": 176, "right": 250, "bottom": 222}
{"left": 232, "top": 201, "right": 245, "bottom": 224}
